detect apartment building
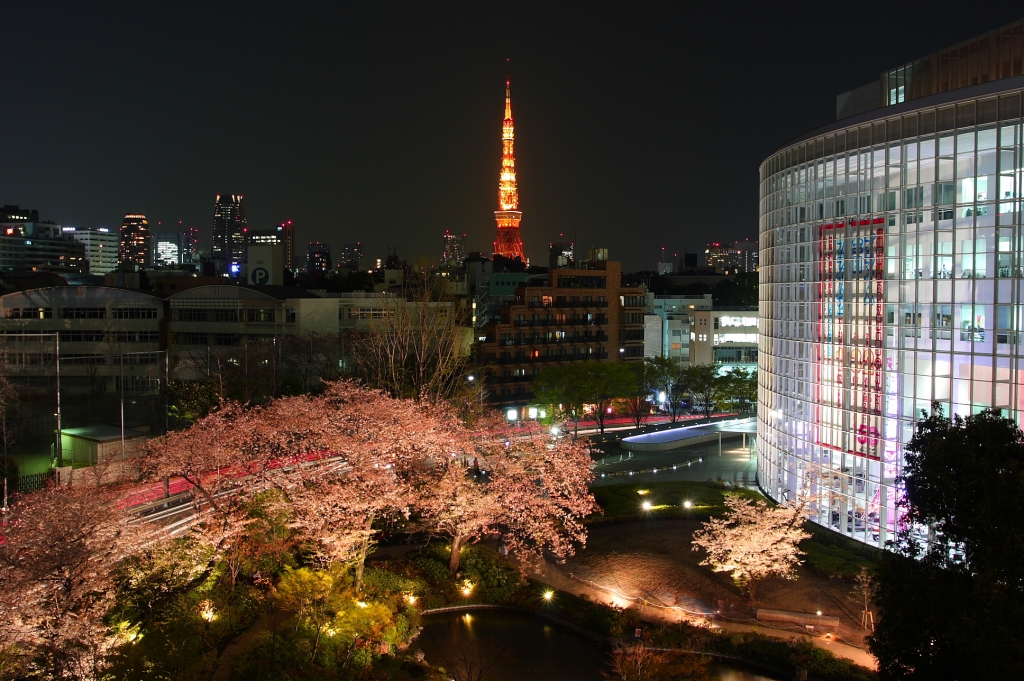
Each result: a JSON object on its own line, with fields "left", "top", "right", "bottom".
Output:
{"left": 475, "top": 261, "right": 645, "bottom": 409}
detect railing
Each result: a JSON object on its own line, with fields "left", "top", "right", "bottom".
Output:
{"left": 526, "top": 301, "right": 609, "bottom": 309}
{"left": 512, "top": 319, "right": 607, "bottom": 327}
{"left": 497, "top": 336, "right": 609, "bottom": 346}
{"left": 12, "top": 470, "right": 55, "bottom": 493}
{"left": 493, "top": 353, "right": 609, "bottom": 365}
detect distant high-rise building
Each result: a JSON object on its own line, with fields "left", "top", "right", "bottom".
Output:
{"left": 175, "top": 221, "right": 200, "bottom": 264}
{"left": 548, "top": 238, "right": 574, "bottom": 269}
{"left": 493, "top": 70, "right": 526, "bottom": 262}
{"left": 340, "top": 242, "right": 362, "bottom": 270}
{"left": 248, "top": 222, "right": 296, "bottom": 272}
{"left": 306, "top": 242, "right": 331, "bottom": 274}
{"left": 212, "top": 194, "right": 247, "bottom": 275}
{"left": 72, "top": 227, "right": 119, "bottom": 274}
{"left": 705, "top": 240, "right": 758, "bottom": 273}
{"left": 441, "top": 231, "right": 467, "bottom": 269}
{"left": 119, "top": 214, "right": 151, "bottom": 268}
{"left": 154, "top": 230, "right": 189, "bottom": 265}
{"left": 248, "top": 228, "right": 282, "bottom": 249}
{"left": 280, "top": 220, "right": 295, "bottom": 272}
{"left": 0, "top": 209, "right": 86, "bottom": 274}
{"left": 703, "top": 242, "right": 742, "bottom": 273}
{"left": 680, "top": 252, "right": 701, "bottom": 270}
{"left": 732, "top": 238, "right": 759, "bottom": 273}
{"left": 0, "top": 205, "right": 39, "bottom": 223}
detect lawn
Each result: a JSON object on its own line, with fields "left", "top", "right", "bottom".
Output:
{"left": 589, "top": 480, "right": 882, "bottom": 579}
{"left": 589, "top": 480, "right": 764, "bottom": 524}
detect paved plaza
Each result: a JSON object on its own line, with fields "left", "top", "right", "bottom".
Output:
{"left": 591, "top": 434, "right": 759, "bottom": 490}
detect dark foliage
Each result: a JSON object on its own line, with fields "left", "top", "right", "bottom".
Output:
{"left": 869, "top": 406, "right": 1024, "bottom": 679}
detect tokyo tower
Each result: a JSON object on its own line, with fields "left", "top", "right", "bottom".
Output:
{"left": 493, "top": 68, "right": 526, "bottom": 262}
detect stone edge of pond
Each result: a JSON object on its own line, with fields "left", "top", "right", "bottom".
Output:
{"left": 418, "top": 604, "right": 795, "bottom": 680}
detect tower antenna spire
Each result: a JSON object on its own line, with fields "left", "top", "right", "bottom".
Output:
{"left": 493, "top": 60, "right": 525, "bottom": 262}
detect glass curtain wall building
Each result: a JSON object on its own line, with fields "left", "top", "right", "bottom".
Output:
{"left": 759, "top": 25, "right": 1024, "bottom": 547}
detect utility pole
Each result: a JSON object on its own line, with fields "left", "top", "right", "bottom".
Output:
{"left": 120, "top": 352, "right": 126, "bottom": 462}
{"left": 55, "top": 333, "right": 62, "bottom": 467}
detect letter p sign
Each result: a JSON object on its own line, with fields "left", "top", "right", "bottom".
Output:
{"left": 250, "top": 266, "right": 270, "bottom": 285}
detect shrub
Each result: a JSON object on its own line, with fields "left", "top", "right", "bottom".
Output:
{"left": 458, "top": 546, "right": 522, "bottom": 603}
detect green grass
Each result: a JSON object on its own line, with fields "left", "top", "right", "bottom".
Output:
{"left": 589, "top": 480, "right": 764, "bottom": 524}
{"left": 592, "top": 481, "right": 883, "bottom": 581}
{"left": 800, "top": 524, "right": 884, "bottom": 579}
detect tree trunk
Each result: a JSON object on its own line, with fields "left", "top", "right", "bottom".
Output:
{"left": 449, "top": 532, "right": 464, "bottom": 577}
{"left": 310, "top": 623, "right": 323, "bottom": 662}
{"left": 183, "top": 476, "right": 223, "bottom": 517}
{"left": 354, "top": 514, "right": 374, "bottom": 592}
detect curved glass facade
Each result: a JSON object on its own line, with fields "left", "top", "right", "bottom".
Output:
{"left": 758, "top": 88, "right": 1024, "bottom": 547}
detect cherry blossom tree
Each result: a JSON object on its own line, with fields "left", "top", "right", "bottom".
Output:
{"left": 141, "top": 401, "right": 255, "bottom": 534}
{"left": 690, "top": 495, "right": 810, "bottom": 601}
{"left": 287, "top": 382, "right": 468, "bottom": 590}
{"left": 0, "top": 481, "right": 140, "bottom": 679}
{"left": 142, "top": 381, "right": 598, "bottom": 591}
{"left": 141, "top": 395, "right": 330, "bottom": 541}
{"left": 473, "top": 421, "right": 599, "bottom": 569}
{"left": 417, "top": 456, "right": 500, "bottom": 577}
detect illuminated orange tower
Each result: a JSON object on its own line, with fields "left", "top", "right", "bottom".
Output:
{"left": 493, "top": 68, "right": 526, "bottom": 262}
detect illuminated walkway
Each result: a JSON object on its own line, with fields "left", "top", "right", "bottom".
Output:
{"left": 591, "top": 437, "right": 758, "bottom": 489}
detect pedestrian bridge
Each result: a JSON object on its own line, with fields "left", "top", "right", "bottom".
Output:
{"left": 621, "top": 417, "right": 757, "bottom": 452}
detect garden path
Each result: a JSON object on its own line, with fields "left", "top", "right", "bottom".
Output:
{"left": 529, "top": 520, "right": 879, "bottom": 671}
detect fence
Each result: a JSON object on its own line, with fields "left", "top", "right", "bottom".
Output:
{"left": 10, "top": 469, "right": 54, "bottom": 494}
{"left": 1, "top": 333, "right": 169, "bottom": 463}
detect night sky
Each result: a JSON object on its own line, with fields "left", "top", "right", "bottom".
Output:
{"left": 2, "top": 3, "right": 1020, "bottom": 271}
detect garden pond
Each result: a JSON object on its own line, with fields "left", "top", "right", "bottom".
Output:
{"left": 418, "top": 608, "right": 783, "bottom": 681}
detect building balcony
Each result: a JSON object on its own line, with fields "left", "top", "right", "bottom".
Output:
{"left": 526, "top": 301, "right": 609, "bottom": 309}
{"left": 490, "top": 353, "right": 609, "bottom": 365}
{"left": 511, "top": 319, "right": 607, "bottom": 327}
{"left": 492, "top": 335, "right": 609, "bottom": 346}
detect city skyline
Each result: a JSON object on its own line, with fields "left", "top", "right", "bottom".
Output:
{"left": 2, "top": 5, "right": 1019, "bottom": 271}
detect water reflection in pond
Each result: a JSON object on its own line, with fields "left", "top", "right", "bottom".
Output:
{"left": 419, "top": 609, "right": 606, "bottom": 680}
{"left": 418, "top": 609, "right": 782, "bottom": 681}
